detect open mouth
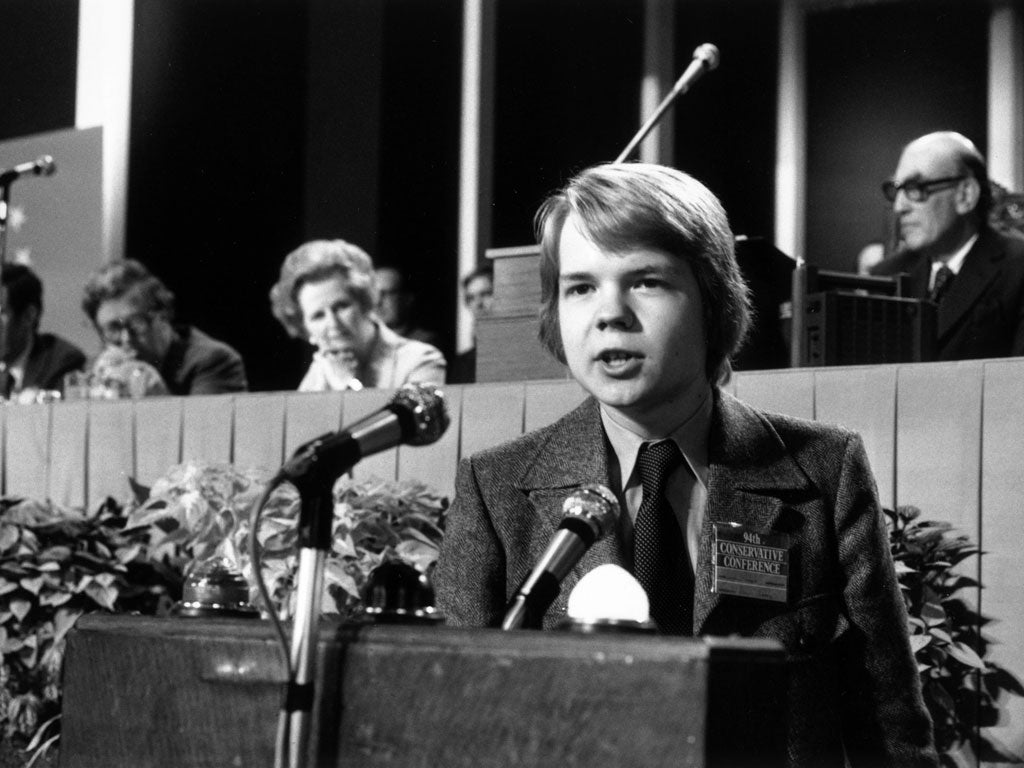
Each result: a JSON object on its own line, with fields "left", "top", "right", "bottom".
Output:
{"left": 597, "top": 350, "right": 641, "bottom": 364}
{"left": 319, "top": 340, "right": 355, "bottom": 357}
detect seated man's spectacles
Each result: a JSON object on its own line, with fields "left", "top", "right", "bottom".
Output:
{"left": 98, "top": 313, "right": 153, "bottom": 343}
{"left": 881, "top": 175, "right": 965, "bottom": 203}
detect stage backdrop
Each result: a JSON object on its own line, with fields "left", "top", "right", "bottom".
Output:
{"left": 0, "top": 127, "right": 105, "bottom": 357}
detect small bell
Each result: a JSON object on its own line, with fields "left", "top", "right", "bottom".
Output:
{"left": 359, "top": 561, "right": 443, "bottom": 625}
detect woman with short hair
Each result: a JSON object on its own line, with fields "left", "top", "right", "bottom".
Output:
{"left": 270, "top": 239, "right": 446, "bottom": 391}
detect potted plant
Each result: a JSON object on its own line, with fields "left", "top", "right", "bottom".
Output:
{"left": 886, "top": 505, "right": 1024, "bottom": 766}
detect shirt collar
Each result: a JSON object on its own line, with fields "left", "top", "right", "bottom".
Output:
{"left": 599, "top": 392, "right": 712, "bottom": 491}
{"left": 932, "top": 231, "right": 978, "bottom": 278}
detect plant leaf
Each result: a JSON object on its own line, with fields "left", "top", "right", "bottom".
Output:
{"left": 909, "top": 634, "right": 932, "bottom": 653}
{"left": 920, "top": 601, "right": 946, "bottom": 626}
{"left": 947, "top": 641, "right": 986, "bottom": 670}
{"left": 19, "top": 576, "right": 44, "bottom": 595}
{"left": 53, "top": 607, "right": 83, "bottom": 645}
{"left": 929, "top": 627, "right": 953, "bottom": 645}
{"left": 10, "top": 598, "right": 32, "bottom": 622}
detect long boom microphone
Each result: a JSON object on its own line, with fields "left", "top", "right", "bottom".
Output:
{"left": 281, "top": 381, "right": 449, "bottom": 490}
{"left": 615, "top": 43, "right": 720, "bottom": 163}
{"left": 0, "top": 155, "right": 56, "bottom": 185}
{"left": 502, "top": 484, "right": 620, "bottom": 630}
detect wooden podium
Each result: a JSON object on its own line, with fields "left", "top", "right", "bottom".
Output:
{"left": 61, "top": 614, "right": 787, "bottom": 768}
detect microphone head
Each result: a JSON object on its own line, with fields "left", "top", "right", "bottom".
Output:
{"left": 562, "top": 483, "right": 620, "bottom": 540}
{"left": 566, "top": 563, "right": 650, "bottom": 624}
{"left": 35, "top": 155, "right": 56, "bottom": 176}
{"left": 693, "top": 43, "right": 720, "bottom": 71}
{"left": 389, "top": 382, "right": 450, "bottom": 446}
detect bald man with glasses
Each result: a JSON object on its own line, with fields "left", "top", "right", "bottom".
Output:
{"left": 871, "top": 131, "right": 1024, "bottom": 360}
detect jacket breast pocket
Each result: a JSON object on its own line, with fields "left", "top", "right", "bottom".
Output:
{"left": 756, "top": 593, "right": 849, "bottom": 656}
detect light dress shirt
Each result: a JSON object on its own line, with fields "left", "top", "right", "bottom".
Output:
{"left": 599, "top": 391, "right": 712, "bottom": 574}
{"left": 299, "top": 321, "right": 446, "bottom": 391}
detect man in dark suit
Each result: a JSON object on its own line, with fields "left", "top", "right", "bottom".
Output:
{"left": 435, "top": 163, "right": 936, "bottom": 766}
{"left": 0, "top": 263, "right": 86, "bottom": 397}
{"left": 872, "top": 131, "right": 1024, "bottom": 360}
{"left": 450, "top": 265, "right": 493, "bottom": 384}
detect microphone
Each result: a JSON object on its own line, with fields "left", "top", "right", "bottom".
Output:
{"left": 280, "top": 382, "right": 449, "bottom": 486}
{"left": 502, "top": 484, "right": 620, "bottom": 630}
{"left": 669, "top": 43, "right": 720, "bottom": 101}
{"left": 566, "top": 563, "right": 650, "bottom": 625}
{"left": 614, "top": 42, "right": 720, "bottom": 163}
{"left": 0, "top": 155, "right": 56, "bottom": 184}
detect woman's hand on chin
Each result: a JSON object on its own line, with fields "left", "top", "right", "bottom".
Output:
{"left": 312, "top": 348, "right": 362, "bottom": 391}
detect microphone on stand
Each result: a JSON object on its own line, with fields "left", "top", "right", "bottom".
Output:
{"left": 281, "top": 381, "right": 450, "bottom": 495}
{"left": 502, "top": 484, "right": 620, "bottom": 630}
{"left": 0, "top": 155, "right": 56, "bottom": 185}
{"left": 615, "top": 43, "right": 720, "bottom": 163}
{"left": 277, "top": 382, "right": 449, "bottom": 768}
{"left": 0, "top": 154, "right": 57, "bottom": 360}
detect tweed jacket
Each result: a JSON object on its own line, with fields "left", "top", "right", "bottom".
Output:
{"left": 871, "top": 225, "right": 1024, "bottom": 360}
{"left": 434, "top": 391, "right": 936, "bottom": 768}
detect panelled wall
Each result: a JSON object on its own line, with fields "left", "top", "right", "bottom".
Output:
{"left": 2, "top": 358, "right": 1023, "bottom": 758}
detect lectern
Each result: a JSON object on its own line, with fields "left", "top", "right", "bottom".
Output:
{"left": 61, "top": 614, "right": 787, "bottom": 768}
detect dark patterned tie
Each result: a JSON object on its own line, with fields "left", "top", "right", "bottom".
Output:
{"left": 929, "top": 264, "right": 955, "bottom": 304}
{"left": 633, "top": 440, "right": 694, "bottom": 635}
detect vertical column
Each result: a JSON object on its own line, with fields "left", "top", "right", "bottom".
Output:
{"left": 75, "top": 0, "right": 133, "bottom": 262}
{"left": 988, "top": 2, "right": 1024, "bottom": 192}
{"left": 775, "top": 0, "right": 806, "bottom": 263}
{"left": 639, "top": 0, "right": 676, "bottom": 165}
{"left": 457, "top": 0, "right": 496, "bottom": 355}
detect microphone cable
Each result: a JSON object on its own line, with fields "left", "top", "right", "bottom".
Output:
{"left": 245, "top": 470, "right": 294, "bottom": 768}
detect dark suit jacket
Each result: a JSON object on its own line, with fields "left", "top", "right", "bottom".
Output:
{"left": 871, "top": 226, "right": 1024, "bottom": 360}
{"left": 158, "top": 325, "right": 248, "bottom": 395}
{"left": 22, "top": 332, "right": 86, "bottom": 392}
{"left": 435, "top": 392, "right": 936, "bottom": 768}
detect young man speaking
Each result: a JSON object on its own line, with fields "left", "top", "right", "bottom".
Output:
{"left": 434, "top": 163, "right": 935, "bottom": 767}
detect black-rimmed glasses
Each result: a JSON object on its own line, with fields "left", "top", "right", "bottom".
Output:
{"left": 98, "top": 313, "right": 154, "bottom": 344}
{"left": 882, "top": 176, "right": 965, "bottom": 203}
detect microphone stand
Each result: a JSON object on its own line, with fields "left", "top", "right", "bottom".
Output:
{"left": 615, "top": 86, "right": 686, "bottom": 164}
{"left": 279, "top": 461, "right": 342, "bottom": 768}
{"left": 615, "top": 45, "right": 718, "bottom": 163}
{"left": 0, "top": 178, "right": 14, "bottom": 383}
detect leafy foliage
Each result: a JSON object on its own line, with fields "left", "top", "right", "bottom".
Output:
{"left": 125, "top": 463, "right": 448, "bottom": 619}
{"left": 125, "top": 462, "right": 302, "bottom": 615}
{"left": 326, "top": 475, "right": 448, "bottom": 616}
{"left": 0, "top": 497, "right": 177, "bottom": 757}
{"left": 0, "top": 463, "right": 447, "bottom": 765}
{"left": 885, "top": 505, "right": 1024, "bottom": 765}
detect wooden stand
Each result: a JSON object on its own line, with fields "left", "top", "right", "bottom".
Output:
{"left": 476, "top": 245, "right": 566, "bottom": 383}
{"left": 61, "top": 614, "right": 787, "bottom": 768}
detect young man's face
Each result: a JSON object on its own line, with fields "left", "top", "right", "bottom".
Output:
{"left": 557, "top": 215, "right": 709, "bottom": 435}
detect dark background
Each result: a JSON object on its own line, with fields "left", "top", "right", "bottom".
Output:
{"left": 0, "top": 0, "right": 993, "bottom": 390}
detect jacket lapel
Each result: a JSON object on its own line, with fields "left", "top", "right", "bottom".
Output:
{"left": 907, "top": 254, "right": 931, "bottom": 300}
{"left": 694, "top": 392, "right": 815, "bottom": 634}
{"left": 20, "top": 341, "right": 46, "bottom": 392}
{"left": 514, "top": 398, "right": 625, "bottom": 604}
{"left": 936, "top": 227, "right": 1003, "bottom": 339}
